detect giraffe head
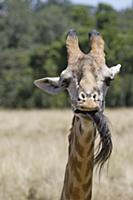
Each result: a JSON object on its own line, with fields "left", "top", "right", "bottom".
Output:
{"left": 34, "top": 29, "right": 121, "bottom": 114}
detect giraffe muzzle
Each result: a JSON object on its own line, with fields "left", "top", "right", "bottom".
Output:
{"left": 76, "top": 98, "right": 100, "bottom": 112}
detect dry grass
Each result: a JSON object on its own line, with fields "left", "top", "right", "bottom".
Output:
{"left": 0, "top": 109, "right": 133, "bottom": 200}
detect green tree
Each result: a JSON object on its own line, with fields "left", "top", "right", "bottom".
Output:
{"left": 0, "top": 0, "right": 132, "bottom": 108}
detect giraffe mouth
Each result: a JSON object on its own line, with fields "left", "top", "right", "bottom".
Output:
{"left": 74, "top": 109, "right": 97, "bottom": 118}
{"left": 74, "top": 109, "right": 99, "bottom": 122}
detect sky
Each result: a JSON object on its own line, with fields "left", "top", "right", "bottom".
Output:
{"left": 72, "top": 0, "right": 133, "bottom": 10}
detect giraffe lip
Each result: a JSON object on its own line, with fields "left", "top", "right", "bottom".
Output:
{"left": 74, "top": 109, "right": 97, "bottom": 117}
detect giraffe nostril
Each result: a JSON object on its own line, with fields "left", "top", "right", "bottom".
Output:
{"left": 91, "top": 92, "right": 99, "bottom": 101}
{"left": 93, "top": 94, "right": 96, "bottom": 100}
{"left": 78, "top": 92, "right": 86, "bottom": 102}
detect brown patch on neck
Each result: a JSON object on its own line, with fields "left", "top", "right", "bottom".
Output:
{"left": 82, "top": 174, "right": 93, "bottom": 192}
{"left": 61, "top": 115, "right": 95, "bottom": 200}
{"left": 70, "top": 186, "right": 80, "bottom": 199}
{"left": 75, "top": 136, "right": 84, "bottom": 157}
{"left": 70, "top": 156, "right": 82, "bottom": 182}
{"left": 85, "top": 191, "right": 92, "bottom": 200}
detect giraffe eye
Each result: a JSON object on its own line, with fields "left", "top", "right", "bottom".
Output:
{"left": 61, "top": 77, "right": 71, "bottom": 87}
{"left": 104, "top": 77, "right": 112, "bottom": 86}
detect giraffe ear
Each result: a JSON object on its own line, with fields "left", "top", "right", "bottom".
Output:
{"left": 109, "top": 64, "right": 121, "bottom": 79}
{"left": 34, "top": 77, "right": 65, "bottom": 95}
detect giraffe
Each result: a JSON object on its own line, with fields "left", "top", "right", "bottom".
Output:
{"left": 34, "top": 29, "right": 121, "bottom": 200}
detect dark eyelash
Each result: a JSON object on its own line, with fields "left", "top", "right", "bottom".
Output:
{"left": 104, "top": 77, "right": 112, "bottom": 86}
{"left": 61, "top": 78, "right": 71, "bottom": 87}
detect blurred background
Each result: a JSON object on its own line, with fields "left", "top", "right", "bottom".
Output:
{"left": 0, "top": 1, "right": 133, "bottom": 200}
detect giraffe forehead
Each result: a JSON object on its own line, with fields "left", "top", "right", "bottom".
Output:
{"left": 74, "top": 66, "right": 99, "bottom": 89}
{"left": 70, "top": 56, "right": 101, "bottom": 78}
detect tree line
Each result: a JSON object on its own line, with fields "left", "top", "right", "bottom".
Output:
{"left": 0, "top": 0, "right": 133, "bottom": 108}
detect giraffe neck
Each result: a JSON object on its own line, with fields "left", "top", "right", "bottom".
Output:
{"left": 61, "top": 115, "right": 96, "bottom": 200}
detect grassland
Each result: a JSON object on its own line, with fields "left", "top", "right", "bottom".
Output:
{"left": 0, "top": 109, "right": 133, "bottom": 200}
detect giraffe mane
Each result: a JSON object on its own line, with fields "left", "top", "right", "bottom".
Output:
{"left": 87, "top": 111, "right": 113, "bottom": 172}
{"left": 75, "top": 110, "right": 113, "bottom": 172}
